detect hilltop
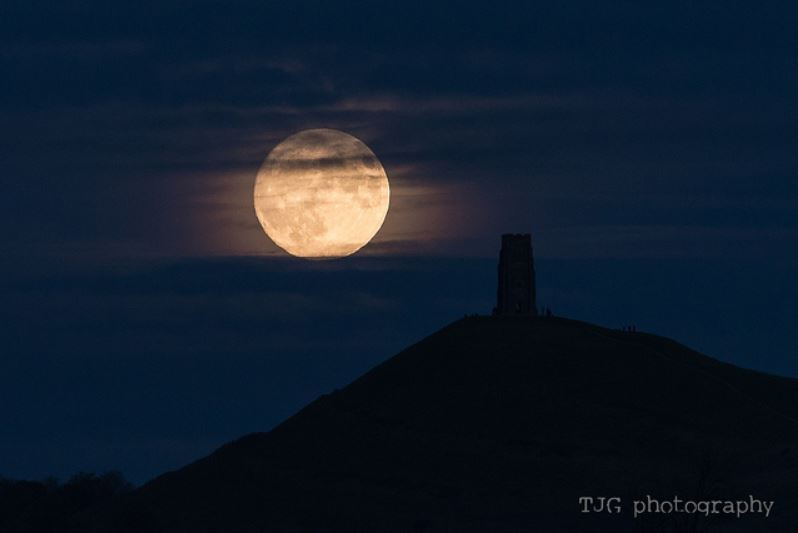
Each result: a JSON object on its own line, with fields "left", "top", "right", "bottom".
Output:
{"left": 99, "top": 316, "right": 798, "bottom": 532}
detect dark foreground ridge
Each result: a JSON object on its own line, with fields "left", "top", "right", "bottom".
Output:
{"left": 99, "top": 317, "right": 798, "bottom": 532}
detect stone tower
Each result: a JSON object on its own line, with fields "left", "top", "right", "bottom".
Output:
{"left": 494, "top": 233, "right": 537, "bottom": 316}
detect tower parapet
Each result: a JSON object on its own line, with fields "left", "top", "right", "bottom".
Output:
{"left": 493, "top": 233, "right": 537, "bottom": 316}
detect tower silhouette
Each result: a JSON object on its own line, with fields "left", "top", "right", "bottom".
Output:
{"left": 493, "top": 234, "right": 537, "bottom": 316}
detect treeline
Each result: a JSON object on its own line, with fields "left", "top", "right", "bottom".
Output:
{"left": 0, "top": 472, "right": 132, "bottom": 533}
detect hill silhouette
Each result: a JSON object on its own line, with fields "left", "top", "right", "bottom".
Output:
{"left": 96, "top": 316, "right": 798, "bottom": 532}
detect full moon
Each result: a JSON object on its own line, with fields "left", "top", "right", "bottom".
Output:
{"left": 253, "top": 129, "right": 390, "bottom": 258}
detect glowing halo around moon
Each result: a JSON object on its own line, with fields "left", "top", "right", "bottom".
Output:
{"left": 253, "top": 129, "right": 390, "bottom": 258}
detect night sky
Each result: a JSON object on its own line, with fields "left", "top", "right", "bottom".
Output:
{"left": 2, "top": 1, "right": 798, "bottom": 483}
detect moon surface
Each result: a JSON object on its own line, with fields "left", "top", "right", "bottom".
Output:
{"left": 254, "top": 129, "right": 390, "bottom": 258}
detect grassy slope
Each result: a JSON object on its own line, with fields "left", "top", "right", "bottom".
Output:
{"left": 109, "top": 316, "right": 798, "bottom": 532}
